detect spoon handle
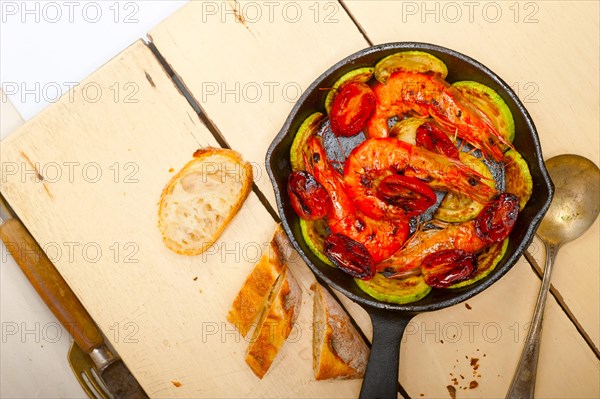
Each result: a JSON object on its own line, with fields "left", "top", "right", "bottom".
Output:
{"left": 506, "top": 243, "right": 559, "bottom": 398}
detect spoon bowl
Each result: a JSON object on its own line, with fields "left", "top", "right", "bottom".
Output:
{"left": 537, "top": 154, "right": 600, "bottom": 247}
{"left": 507, "top": 154, "right": 600, "bottom": 398}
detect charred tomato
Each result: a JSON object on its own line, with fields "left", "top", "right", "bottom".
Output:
{"left": 330, "top": 82, "right": 376, "bottom": 137}
{"left": 416, "top": 121, "right": 460, "bottom": 160}
{"left": 287, "top": 171, "right": 331, "bottom": 220}
{"left": 474, "top": 193, "right": 519, "bottom": 243}
{"left": 324, "top": 233, "right": 375, "bottom": 280}
{"left": 376, "top": 174, "right": 437, "bottom": 216}
{"left": 421, "top": 249, "right": 477, "bottom": 288}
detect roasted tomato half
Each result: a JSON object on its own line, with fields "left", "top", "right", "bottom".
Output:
{"left": 474, "top": 193, "right": 519, "bottom": 243}
{"left": 416, "top": 121, "right": 460, "bottom": 160}
{"left": 324, "top": 233, "right": 375, "bottom": 280}
{"left": 330, "top": 82, "right": 376, "bottom": 137}
{"left": 421, "top": 249, "right": 477, "bottom": 288}
{"left": 288, "top": 171, "right": 331, "bottom": 220}
{"left": 376, "top": 174, "right": 437, "bottom": 216}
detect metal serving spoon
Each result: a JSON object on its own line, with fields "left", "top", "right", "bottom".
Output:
{"left": 506, "top": 154, "right": 600, "bottom": 398}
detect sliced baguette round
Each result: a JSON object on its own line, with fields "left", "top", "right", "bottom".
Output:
{"left": 312, "top": 283, "right": 369, "bottom": 380}
{"left": 158, "top": 148, "right": 252, "bottom": 255}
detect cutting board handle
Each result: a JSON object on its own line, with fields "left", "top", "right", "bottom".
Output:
{"left": 0, "top": 218, "right": 104, "bottom": 353}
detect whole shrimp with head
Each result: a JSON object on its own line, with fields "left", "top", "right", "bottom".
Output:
{"left": 378, "top": 193, "right": 519, "bottom": 287}
{"left": 304, "top": 136, "right": 408, "bottom": 266}
{"left": 343, "top": 138, "right": 497, "bottom": 221}
{"left": 366, "top": 71, "right": 513, "bottom": 161}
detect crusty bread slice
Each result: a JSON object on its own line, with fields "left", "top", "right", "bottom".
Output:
{"left": 227, "top": 225, "right": 291, "bottom": 337}
{"left": 158, "top": 148, "right": 252, "bottom": 255}
{"left": 245, "top": 268, "right": 302, "bottom": 379}
{"left": 312, "top": 283, "right": 369, "bottom": 380}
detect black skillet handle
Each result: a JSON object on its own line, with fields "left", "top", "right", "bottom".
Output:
{"left": 359, "top": 308, "right": 415, "bottom": 399}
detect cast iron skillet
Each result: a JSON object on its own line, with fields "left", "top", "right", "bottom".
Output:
{"left": 266, "top": 42, "right": 553, "bottom": 399}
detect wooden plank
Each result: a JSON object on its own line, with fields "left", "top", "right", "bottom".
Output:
{"left": 148, "top": 0, "right": 370, "bottom": 208}
{"left": 344, "top": 0, "right": 600, "bottom": 378}
{"left": 148, "top": 0, "right": 375, "bottom": 358}
{"left": 148, "top": 1, "right": 378, "bottom": 370}
{"left": 528, "top": 223, "right": 599, "bottom": 349}
{"left": 333, "top": 258, "right": 600, "bottom": 398}
{"left": 0, "top": 40, "right": 364, "bottom": 398}
{"left": 401, "top": 258, "right": 599, "bottom": 399}
{"left": 340, "top": 2, "right": 600, "bottom": 348}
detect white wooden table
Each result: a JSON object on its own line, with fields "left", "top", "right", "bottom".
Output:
{"left": 1, "top": 1, "right": 598, "bottom": 398}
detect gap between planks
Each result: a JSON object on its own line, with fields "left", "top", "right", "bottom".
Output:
{"left": 145, "top": 39, "right": 410, "bottom": 398}
{"left": 338, "top": 0, "right": 373, "bottom": 46}
{"left": 524, "top": 250, "right": 600, "bottom": 359}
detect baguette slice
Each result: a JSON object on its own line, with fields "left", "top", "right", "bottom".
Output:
{"left": 158, "top": 148, "right": 252, "bottom": 255}
{"left": 227, "top": 225, "right": 292, "bottom": 337}
{"left": 312, "top": 283, "right": 369, "bottom": 380}
{"left": 245, "top": 267, "right": 302, "bottom": 379}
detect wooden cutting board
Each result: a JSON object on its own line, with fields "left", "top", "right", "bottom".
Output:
{"left": 0, "top": 40, "right": 364, "bottom": 398}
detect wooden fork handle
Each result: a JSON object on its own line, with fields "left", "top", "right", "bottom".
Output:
{"left": 0, "top": 218, "right": 104, "bottom": 353}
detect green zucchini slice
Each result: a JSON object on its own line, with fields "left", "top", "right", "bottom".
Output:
{"left": 375, "top": 51, "right": 448, "bottom": 84}
{"left": 355, "top": 273, "right": 432, "bottom": 304}
{"left": 389, "top": 117, "right": 431, "bottom": 145}
{"left": 290, "top": 112, "right": 325, "bottom": 171}
{"left": 300, "top": 218, "right": 334, "bottom": 267}
{"left": 434, "top": 152, "right": 495, "bottom": 222}
{"left": 452, "top": 81, "right": 515, "bottom": 144}
{"left": 504, "top": 149, "right": 533, "bottom": 210}
{"left": 324, "top": 67, "right": 374, "bottom": 114}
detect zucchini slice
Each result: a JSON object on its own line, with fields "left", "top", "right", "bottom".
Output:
{"left": 355, "top": 273, "right": 432, "bottom": 304}
{"left": 375, "top": 51, "right": 448, "bottom": 84}
{"left": 300, "top": 218, "right": 334, "bottom": 267}
{"left": 449, "top": 239, "right": 508, "bottom": 288}
{"left": 389, "top": 117, "right": 431, "bottom": 145}
{"left": 290, "top": 112, "right": 325, "bottom": 171}
{"left": 452, "top": 81, "right": 515, "bottom": 144}
{"left": 504, "top": 149, "right": 533, "bottom": 210}
{"left": 324, "top": 67, "right": 374, "bottom": 114}
{"left": 434, "top": 152, "right": 495, "bottom": 222}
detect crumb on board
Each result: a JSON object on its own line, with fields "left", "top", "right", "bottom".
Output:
{"left": 171, "top": 381, "right": 182, "bottom": 387}
{"left": 446, "top": 385, "right": 457, "bottom": 399}
{"left": 465, "top": 303, "right": 472, "bottom": 310}
{"left": 447, "top": 354, "right": 483, "bottom": 394}
{"left": 169, "top": 168, "right": 175, "bottom": 173}
{"left": 193, "top": 276, "right": 198, "bottom": 281}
